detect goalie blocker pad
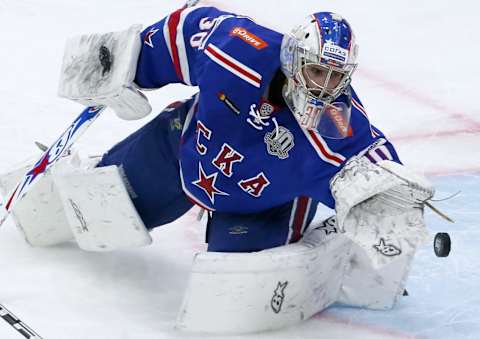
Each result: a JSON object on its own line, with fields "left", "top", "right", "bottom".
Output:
{"left": 0, "top": 155, "right": 152, "bottom": 251}
{"left": 58, "top": 25, "right": 152, "bottom": 120}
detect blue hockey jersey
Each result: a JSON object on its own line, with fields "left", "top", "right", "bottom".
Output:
{"left": 134, "top": 5, "right": 400, "bottom": 213}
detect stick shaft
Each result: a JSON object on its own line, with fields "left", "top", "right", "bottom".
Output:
{"left": 0, "top": 304, "right": 43, "bottom": 339}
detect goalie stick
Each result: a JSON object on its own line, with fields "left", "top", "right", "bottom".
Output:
{"left": 0, "top": 304, "right": 43, "bottom": 339}
{"left": 0, "top": 105, "right": 105, "bottom": 227}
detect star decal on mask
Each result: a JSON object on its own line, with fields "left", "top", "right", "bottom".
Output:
{"left": 144, "top": 28, "right": 159, "bottom": 48}
{"left": 192, "top": 162, "right": 229, "bottom": 204}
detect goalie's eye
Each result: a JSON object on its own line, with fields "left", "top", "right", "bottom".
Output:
{"left": 302, "top": 64, "right": 344, "bottom": 94}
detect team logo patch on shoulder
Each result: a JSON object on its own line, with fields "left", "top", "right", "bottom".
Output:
{"left": 230, "top": 27, "right": 268, "bottom": 50}
{"left": 217, "top": 92, "right": 240, "bottom": 115}
{"left": 264, "top": 126, "right": 295, "bottom": 160}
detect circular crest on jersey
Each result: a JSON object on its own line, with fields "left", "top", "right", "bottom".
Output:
{"left": 280, "top": 12, "right": 359, "bottom": 138}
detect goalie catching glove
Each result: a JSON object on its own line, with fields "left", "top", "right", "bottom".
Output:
{"left": 58, "top": 25, "right": 152, "bottom": 120}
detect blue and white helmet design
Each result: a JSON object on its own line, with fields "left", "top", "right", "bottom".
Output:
{"left": 281, "top": 12, "right": 359, "bottom": 138}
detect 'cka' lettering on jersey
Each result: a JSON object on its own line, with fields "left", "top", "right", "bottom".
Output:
{"left": 212, "top": 143, "right": 244, "bottom": 177}
{"left": 196, "top": 121, "right": 212, "bottom": 155}
{"left": 238, "top": 172, "right": 270, "bottom": 197}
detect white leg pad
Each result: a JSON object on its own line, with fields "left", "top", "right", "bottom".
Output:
{"left": 54, "top": 165, "right": 152, "bottom": 251}
{"left": 0, "top": 156, "right": 74, "bottom": 246}
{"left": 0, "top": 155, "right": 152, "bottom": 251}
{"left": 176, "top": 230, "right": 352, "bottom": 334}
{"left": 338, "top": 240, "right": 413, "bottom": 309}
{"left": 336, "top": 201, "right": 426, "bottom": 309}
{"left": 177, "top": 209, "right": 427, "bottom": 334}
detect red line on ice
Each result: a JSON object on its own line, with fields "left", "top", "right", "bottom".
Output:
{"left": 389, "top": 127, "right": 480, "bottom": 142}
{"left": 357, "top": 68, "right": 480, "bottom": 130}
{"left": 425, "top": 166, "right": 480, "bottom": 177}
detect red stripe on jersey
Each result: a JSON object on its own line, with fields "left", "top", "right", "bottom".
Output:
{"left": 167, "top": 8, "right": 184, "bottom": 81}
{"left": 352, "top": 98, "right": 380, "bottom": 137}
{"left": 290, "top": 197, "right": 310, "bottom": 243}
{"left": 186, "top": 194, "right": 214, "bottom": 212}
{"left": 352, "top": 98, "right": 367, "bottom": 115}
{"left": 205, "top": 45, "right": 261, "bottom": 85}
{"left": 307, "top": 129, "right": 344, "bottom": 165}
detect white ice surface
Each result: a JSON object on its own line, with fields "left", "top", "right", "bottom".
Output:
{"left": 0, "top": 0, "right": 479, "bottom": 338}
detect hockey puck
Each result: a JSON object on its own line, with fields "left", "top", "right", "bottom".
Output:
{"left": 433, "top": 232, "right": 451, "bottom": 257}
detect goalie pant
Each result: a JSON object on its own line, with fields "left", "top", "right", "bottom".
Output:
{"left": 97, "top": 97, "right": 317, "bottom": 252}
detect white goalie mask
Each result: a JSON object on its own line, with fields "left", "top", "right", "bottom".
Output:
{"left": 281, "top": 12, "right": 359, "bottom": 138}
